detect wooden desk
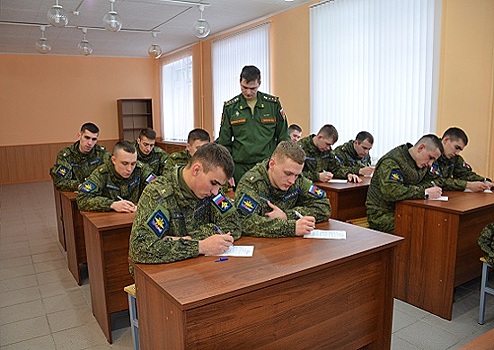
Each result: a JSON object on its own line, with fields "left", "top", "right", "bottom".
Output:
{"left": 82, "top": 211, "right": 135, "bottom": 343}
{"left": 53, "top": 186, "right": 66, "bottom": 250}
{"left": 459, "top": 328, "right": 494, "bottom": 350}
{"left": 394, "top": 191, "right": 494, "bottom": 320}
{"left": 315, "top": 177, "right": 371, "bottom": 221}
{"left": 60, "top": 191, "right": 86, "bottom": 285}
{"left": 133, "top": 219, "right": 403, "bottom": 350}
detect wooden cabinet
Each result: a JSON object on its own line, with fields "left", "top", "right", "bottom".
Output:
{"left": 117, "top": 99, "right": 153, "bottom": 141}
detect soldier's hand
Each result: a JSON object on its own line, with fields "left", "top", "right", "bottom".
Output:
{"left": 295, "top": 217, "right": 316, "bottom": 236}
{"left": 347, "top": 174, "right": 362, "bottom": 183}
{"left": 110, "top": 200, "right": 137, "bottom": 213}
{"left": 425, "top": 186, "right": 442, "bottom": 199}
{"left": 319, "top": 172, "right": 333, "bottom": 182}
{"left": 359, "top": 166, "right": 375, "bottom": 176}
{"left": 198, "top": 234, "right": 233, "bottom": 256}
{"left": 264, "top": 201, "right": 287, "bottom": 220}
{"left": 466, "top": 181, "right": 491, "bottom": 192}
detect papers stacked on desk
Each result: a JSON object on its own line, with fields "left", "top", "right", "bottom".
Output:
{"left": 220, "top": 245, "right": 254, "bottom": 257}
{"left": 430, "top": 196, "right": 449, "bottom": 201}
{"left": 303, "top": 230, "right": 346, "bottom": 239}
{"left": 328, "top": 179, "right": 348, "bottom": 184}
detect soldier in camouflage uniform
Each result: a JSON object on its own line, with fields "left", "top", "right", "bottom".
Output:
{"left": 165, "top": 128, "right": 210, "bottom": 169}
{"left": 298, "top": 124, "right": 361, "bottom": 183}
{"left": 424, "top": 127, "right": 493, "bottom": 192}
{"left": 334, "top": 131, "right": 375, "bottom": 176}
{"left": 77, "top": 141, "right": 156, "bottom": 212}
{"left": 235, "top": 141, "right": 331, "bottom": 238}
{"left": 50, "top": 122, "right": 110, "bottom": 191}
{"left": 129, "top": 143, "right": 239, "bottom": 267}
{"left": 217, "top": 65, "right": 290, "bottom": 184}
{"left": 135, "top": 128, "right": 168, "bottom": 175}
{"left": 288, "top": 124, "right": 302, "bottom": 142}
{"left": 478, "top": 223, "right": 494, "bottom": 265}
{"left": 366, "top": 134, "right": 444, "bottom": 234}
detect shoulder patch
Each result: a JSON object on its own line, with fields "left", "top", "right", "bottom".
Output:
{"left": 146, "top": 206, "right": 170, "bottom": 238}
{"left": 224, "top": 96, "right": 239, "bottom": 106}
{"left": 429, "top": 163, "right": 441, "bottom": 177}
{"left": 262, "top": 94, "right": 279, "bottom": 103}
{"left": 80, "top": 181, "right": 97, "bottom": 193}
{"left": 462, "top": 161, "right": 472, "bottom": 170}
{"left": 145, "top": 173, "right": 157, "bottom": 183}
{"left": 308, "top": 184, "right": 325, "bottom": 199}
{"left": 212, "top": 193, "right": 233, "bottom": 213}
{"left": 238, "top": 194, "right": 259, "bottom": 214}
{"left": 56, "top": 165, "right": 69, "bottom": 177}
{"left": 334, "top": 154, "right": 343, "bottom": 163}
{"left": 389, "top": 169, "right": 403, "bottom": 182}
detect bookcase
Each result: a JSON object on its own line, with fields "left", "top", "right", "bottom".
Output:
{"left": 117, "top": 99, "right": 153, "bottom": 141}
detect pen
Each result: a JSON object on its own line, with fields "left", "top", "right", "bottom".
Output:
{"left": 215, "top": 257, "right": 229, "bottom": 262}
{"left": 431, "top": 181, "right": 436, "bottom": 187}
{"left": 117, "top": 195, "right": 124, "bottom": 201}
{"left": 213, "top": 224, "right": 225, "bottom": 235}
{"left": 293, "top": 210, "right": 303, "bottom": 219}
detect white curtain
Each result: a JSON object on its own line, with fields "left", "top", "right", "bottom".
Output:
{"left": 310, "top": 0, "right": 441, "bottom": 162}
{"left": 211, "top": 23, "right": 270, "bottom": 138}
{"left": 161, "top": 55, "right": 194, "bottom": 142}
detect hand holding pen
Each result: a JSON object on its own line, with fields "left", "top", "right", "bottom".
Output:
{"left": 110, "top": 196, "right": 137, "bottom": 213}
{"left": 198, "top": 225, "right": 233, "bottom": 256}
{"left": 425, "top": 181, "right": 442, "bottom": 199}
{"left": 293, "top": 210, "right": 316, "bottom": 236}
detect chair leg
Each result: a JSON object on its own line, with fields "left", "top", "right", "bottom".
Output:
{"left": 128, "top": 293, "right": 139, "bottom": 350}
{"left": 479, "top": 262, "right": 489, "bottom": 325}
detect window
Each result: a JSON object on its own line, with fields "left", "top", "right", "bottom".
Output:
{"left": 310, "top": 0, "right": 441, "bottom": 161}
{"left": 161, "top": 55, "right": 193, "bottom": 142}
{"left": 211, "top": 23, "right": 270, "bottom": 138}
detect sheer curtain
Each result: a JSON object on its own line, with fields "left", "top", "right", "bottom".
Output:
{"left": 161, "top": 54, "right": 193, "bottom": 142}
{"left": 310, "top": 0, "right": 441, "bottom": 161}
{"left": 211, "top": 23, "right": 270, "bottom": 138}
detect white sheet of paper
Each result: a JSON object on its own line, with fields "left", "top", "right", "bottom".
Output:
{"left": 464, "top": 189, "right": 492, "bottom": 193}
{"left": 430, "top": 196, "right": 449, "bottom": 201}
{"left": 219, "top": 245, "right": 254, "bottom": 257}
{"left": 327, "top": 179, "right": 348, "bottom": 184}
{"left": 303, "top": 230, "right": 346, "bottom": 240}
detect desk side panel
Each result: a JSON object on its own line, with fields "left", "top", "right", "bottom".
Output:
{"left": 61, "top": 195, "right": 81, "bottom": 284}
{"left": 53, "top": 187, "right": 66, "bottom": 250}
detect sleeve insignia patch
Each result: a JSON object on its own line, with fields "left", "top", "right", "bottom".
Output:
{"left": 147, "top": 207, "right": 169, "bottom": 238}
{"left": 429, "top": 163, "right": 441, "bottom": 176}
{"left": 212, "top": 193, "right": 233, "bottom": 213}
{"left": 56, "top": 165, "right": 69, "bottom": 177}
{"left": 389, "top": 169, "right": 403, "bottom": 182}
{"left": 238, "top": 194, "right": 259, "bottom": 214}
{"left": 80, "top": 181, "right": 97, "bottom": 193}
{"left": 308, "top": 184, "right": 325, "bottom": 198}
{"left": 462, "top": 161, "right": 472, "bottom": 170}
{"left": 282, "top": 188, "right": 301, "bottom": 202}
{"left": 145, "top": 173, "right": 157, "bottom": 183}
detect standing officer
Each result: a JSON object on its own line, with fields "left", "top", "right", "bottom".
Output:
{"left": 217, "top": 65, "right": 290, "bottom": 184}
{"left": 235, "top": 141, "right": 331, "bottom": 238}
{"left": 135, "top": 128, "right": 168, "bottom": 175}
{"left": 50, "top": 122, "right": 110, "bottom": 191}
{"left": 77, "top": 141, "right": 155, "bottom": 212}
{"left": 334, "top": 131, "right": 375, "bottom": 176}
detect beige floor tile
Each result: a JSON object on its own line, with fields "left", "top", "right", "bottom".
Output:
{"left": 0, "top": 246, "right": 32, "bottom": 260}
{"left": 0, "top": 264, "right": 35, "bottom": 281}
{"left": 0, "top": 274, "right": 38, "bottom": 293}
{"left": 30, "top": 242, "right": 62, "bottom": 255}
{"left": 52, "top": 322, "right": 109, "bottom": 350}
{"left": 43, "top": 289, "right": 89, "bottom": 314}
{"left": 0, "top": 286, "right": 41, "bottom": 308}
{"left": 32, "top": 251, "right": 65, "bottom": 264}
{"left": 47, "top": 307, "right": 96, "bottom": 333}
{"left": 0, "top": 316, "right": 51, "bottom": 346}
{"left": 0, "top": 300, "right": 46, "bottom": 325}
{"left": 0, "top": 335, "right": 56, "bottom": 350}
{"left": 37, "top": 267, "right": 75, "bottom": 286}
{"left": 39, "top": 280, "right": 80, "bottom": 299}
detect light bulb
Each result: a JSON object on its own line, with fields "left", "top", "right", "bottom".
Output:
{"left": 35, "top": 38, "right": 51, "bottom": 54}
{"left": 193, "top": 19, "right": 210, "bottom": 39}
{"left": 47, "top": 4, "right": 68, "bottom": 27}
{"left": 148, "top": 44, "right": 163, "bottom": 59}
{"left": 78, "top": 40, "right": 93, "bottom": 56}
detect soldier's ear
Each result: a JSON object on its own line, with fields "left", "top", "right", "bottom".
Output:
{"left": 191, "top": 162, "right": 201, "bottom": 176}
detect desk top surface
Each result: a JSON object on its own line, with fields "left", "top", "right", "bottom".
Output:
{"left": 398, "top": 191, "right": 494, "bottom": 214}
{"left": 133, "top": 219, "right": 402, "bottom": 309}
{"left": 81, "top": 210, "right": 135, "bottom": 229}
{"left": 60, "top": 191, "right": 78, "bottom": 201}
{"left": 315, "top": 177, "right": 371, "bottom": 192}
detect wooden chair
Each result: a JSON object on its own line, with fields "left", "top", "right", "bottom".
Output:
{"left": 479, "top": 257, "right": 494, "bottom": 325}
{"left": 347, "top": 216, "right": 369, "bottom": 228}
{"left": 124, "top": 284, "right": 139, "bottom": 350}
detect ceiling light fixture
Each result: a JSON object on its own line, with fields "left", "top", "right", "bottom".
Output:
{"left": 103, "top": 0, "right": 123, "bottom": 32}
{"left": 78, "top": 28, "right": 93, "bottom": 56}
{"left": 47, "top": 0, "right": 69, "bottom": 27}
{"left": 148, "top": 32, "right": 163, "bottom": 59}
{"left": 35, "top": 26, "right": 51, "bottom": 54}
{"left": 193, "top": 4, "right": 210, "bottom": 39}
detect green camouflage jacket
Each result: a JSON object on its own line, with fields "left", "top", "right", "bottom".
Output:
{"left": 234, "top": 160, "right": 331, "bottom": 237}
{"left": 298, "top": 135, "right": 350, "bottom": 182}
{"left": 129, "top": 167, "right": 241, "bottom": 265}
{"left": 366, "top": 143, "right": 430, "bottom": 233}
{"left": 165, "top": 149, "right": 191, "bottom": 170}
{"left": 50, "top": 142, "right": 110, "bottom": 191}
{"left": 135, "top": 141, "right": 168, "bottom": 175}
{"left": 77, "top": 161, "right": 155, "bottom": 211}
{"left": 424, "top": 154, "right": 488, "bottom": 191}
{"left": 478, "top": 223, "right": 494, "bottom": 265}
{"left": 334, "top": 140, "right": 372, "bottom": 175}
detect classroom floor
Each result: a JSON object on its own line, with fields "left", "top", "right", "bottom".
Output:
{"left": 1, "top": 181, "right": 493, "bottom": 350}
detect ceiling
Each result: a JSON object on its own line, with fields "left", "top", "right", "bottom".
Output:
{"left": 0, "top": 0, "right": 313, "bottom": 58}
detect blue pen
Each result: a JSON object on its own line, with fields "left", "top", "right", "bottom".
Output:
{"left": 215, "top": 257, "right": 229, "bottom": 262}
{"left": 213, "top": 224, "right": 225, "bottom": 235}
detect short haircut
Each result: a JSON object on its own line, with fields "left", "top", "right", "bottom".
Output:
{"left": 355, "top": 131, "right": 374, "bottom": 144}
{"left": 188, "top": 143, "right": 234, "bottom": 179}
{"left": 288, "top": 124, "right": 302, "bottom": 133}
{"left": 415, "top": 134, "right": 444, "bottom": 154}
{"left": 81, "top": 122, "right": 99, "bottom": 134}
{"left": 240, "top": 65, "right": 261, "bottom": 83}
{"left": 272, "top": 140, "right": 306, "bottom": 165}
{"left": 188, "top": 128, "right": 211, "bottom": 144}
{"left": 113, "top": 140, "right": 136, "bottom": 155}
{"left": 442, "top": 127, "right": 468, "bottom": 146}
{"left": 317, "top": 124, "right": 339, "bottom": 143}
{"left": 138, "top": 128, "right": 156, "bottom": 140}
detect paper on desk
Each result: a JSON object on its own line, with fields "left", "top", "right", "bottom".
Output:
{"left": 464, "top": 189, "right": 493, "bottom": 193}
{"left": 327, "top": 179, "right": 348, "bottom": 184}
{"left": 219, "top": 245, "right": 254, "bottom": 257}
{"left": 430, "top": 196, "right": 449, "bottom": 201}
{"left": 303, "top": 230, "right": 346, "bottom": 239}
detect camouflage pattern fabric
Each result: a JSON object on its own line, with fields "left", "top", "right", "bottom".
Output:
{"left": 135, "top": 141, "right": 168, "bottom": 175}
{"left": 77, "top": 161, "right": 155, "bottom": 211}
{"left": 217, "top": 91, "right": 290, "bottom": 183}
{"left": 334, "top": 139, "right": 372, "bottom": 175}
{"left": 366, "top": 143, "right": 431, "bottom": 234}
{"left": 50, "top": 142, "right": 110, "bottom": 191}
{"left": 165, "top": 149, "right": 191, "bottom": 170}
{"left": 129, "top": 167, "right": 241, "bottom": 265}
{"left": 478, "top": 223, "right": 494, "bottom": 266}
{"left": 234, "top": 160, "right": 331, "bottom": 237}
{"left": 298, "top": 135, "right": 350, "bottom": 182}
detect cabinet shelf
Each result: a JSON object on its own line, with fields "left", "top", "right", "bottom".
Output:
{"left": 117, "top": 99, "right": 153, "bottom": 141}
